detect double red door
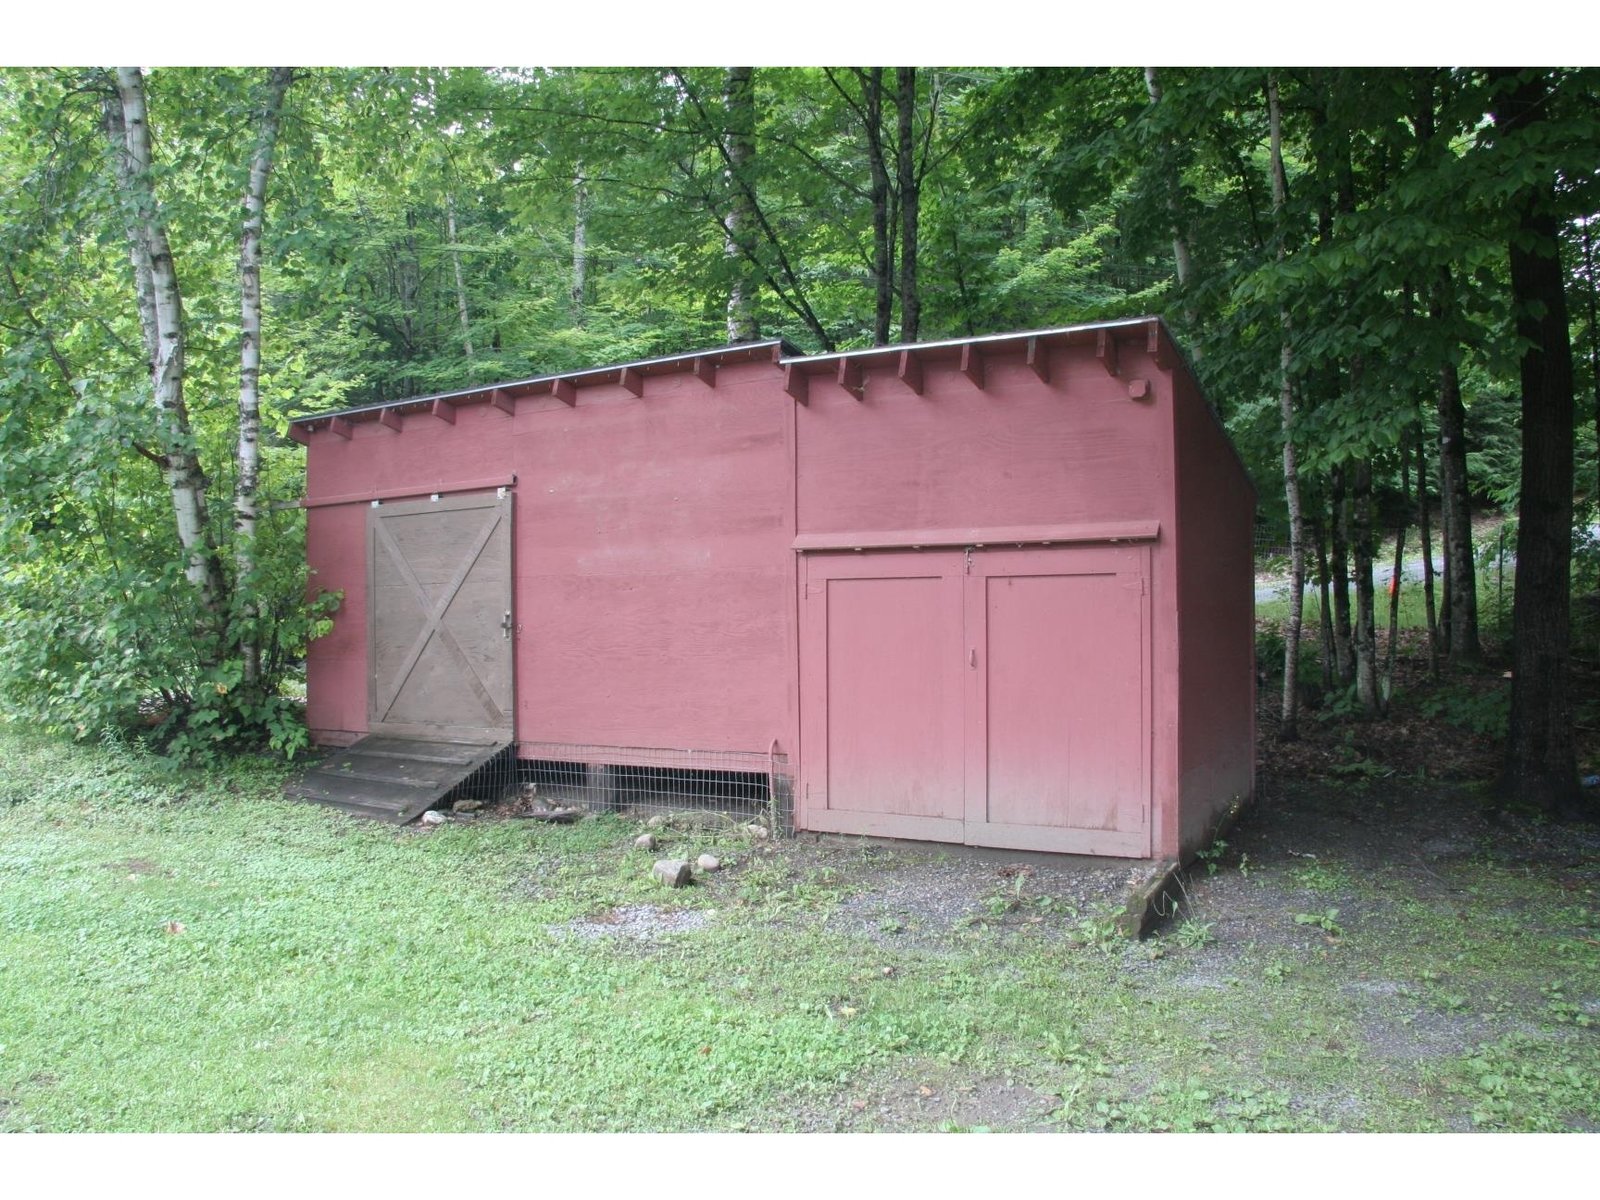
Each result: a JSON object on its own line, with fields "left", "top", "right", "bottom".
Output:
{"left": 799, "top": 545, "right": 1151, "bottom": 856}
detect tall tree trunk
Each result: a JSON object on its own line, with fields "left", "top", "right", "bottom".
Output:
{"left": 1144, "top": 68, "right": 1195, "bottom": 304}
{"left": 1351, "top": 459, "right": 1381, "bottom": 714}
{"left": 1384, "top": 453, "right": 1409, "bottom": 701}
{"left": 895, "top": 67, "right": 921, "bottom": 343}
{"left": 1416, "top": 426, "right": 1441, "bottom": 679}
{"left": 1315, "top": 514, "right": 1336, "bottom": 692}
{"left": 569, "top": 166, "right": 588, "bottom": 325}
{"left": 235, "top": 66, "right": 293, "bottom": 688}
{"left": 722, "top": 67, "right": 759, "bottom": 342}
{"left": 1582, "top": 213, "right": 1600, "bottom": 501}
{"left": 859, "top": 68, "right": 893, "bottom": 345}
{"left": 110, "top": 67, "right": 225, "bottom": 620}
{"left": 1433, "top": 280, "right": 1482, "bottom": 664}
{"left": 446, "top": 193, "right": 474, "bottom": 358}
{"left": 1330, "top": 466, "right": 1355, "bottom": 684}
{"left": 1267, "top": 75, "right": 1307, "bottom": 740}
{"left": 1492, "top": 68, "right": 1582, "bottom": 816}
{"left": 101, "top": 101, "right": 159, "bottom": 371}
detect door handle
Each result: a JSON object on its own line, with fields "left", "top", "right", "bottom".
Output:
{"left": 969, "top": 648, "right": 977, "bottom": 669}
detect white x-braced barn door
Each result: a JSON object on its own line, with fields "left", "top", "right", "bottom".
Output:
{"left": 366, "top": 493, "right": 514, "bottom": 742}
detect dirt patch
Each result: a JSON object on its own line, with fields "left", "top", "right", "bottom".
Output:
{"left": 774, "top": 1059, "right": 1063, "bottom": 1132}
{"left": 103, "top": 857, "right": 166, "bottom": 877}
{"left": 550, "top": 904, "right": 713, "bottom": 942}
{"left": 819, "top": 851, "right": 1142, "bottom": 947}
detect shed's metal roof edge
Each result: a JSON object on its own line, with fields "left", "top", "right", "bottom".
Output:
{"left": 777, "top": 315, "right": 1160, "bottom": 368}
{"left": 286, "top": 338, "right": 802, "bottom": 426}
{"left": 286, "top": 318, "right": 1186, "bottom": 428}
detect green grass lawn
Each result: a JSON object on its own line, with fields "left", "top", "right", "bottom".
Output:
{"left": 1, "top": 727, "right": 1596, "bottom": 1132}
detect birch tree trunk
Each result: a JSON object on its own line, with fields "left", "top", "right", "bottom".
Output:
{"left": 722, "top": 67, "right": 759, "bottom": 342}
{"left": 570, "top": 166, "right": 588, "bottom": 324}
{"left": 895, "top": 67, "right": 921, "bottom": 344}
{"left": 235, "top": 67, "right": 293, "bottom": 687}
{"left": 110, "top": 67, "right": 226, "bottom": 621}
{"left": 1144, "top": 68, "right": 1195, "bottom": 293}
{"left": 1267, "top": 75, "right": 1308, "bottom": 739}
{"left": 446, "top": 192, "right": 475, "bottom": 358}
{"left": 101, "top": 100, "right": 159, "bottom": 371}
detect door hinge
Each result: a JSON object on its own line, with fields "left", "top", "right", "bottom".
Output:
{"left": 964, "top": 547, "right": 974, "bottom": 574}
{"left": 502, "top": 610, "right": 513, "bottom": 638}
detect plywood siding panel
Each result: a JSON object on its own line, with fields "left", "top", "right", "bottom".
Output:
{"left": 305, "top": 401, "right": 515, "bottom": 502}
{"left": 1173, "top": 370, "right": 1257, "bottom": 856}
{"left": 304, "top": 500, "right": 368, "bottom": 742}
{"left": 796, "top": 351, "right": 1169, "bottom": 536}
{"left": 510, "top": 366, "right": 794, "bottom": 753}
{"left": 516, "top": 567, "right": 789, "bottom": 750}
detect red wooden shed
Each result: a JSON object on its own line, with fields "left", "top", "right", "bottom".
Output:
{"left": 288, "top": 316, "right": 1255, "bottom": 860}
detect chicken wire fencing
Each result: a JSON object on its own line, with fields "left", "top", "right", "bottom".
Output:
{"left": 446, "top": 741, "right": 793, "bottom": 834}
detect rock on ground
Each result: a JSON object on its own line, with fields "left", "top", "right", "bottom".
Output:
{"left": 652, "top": 859, "right": 692, "bottom": 887}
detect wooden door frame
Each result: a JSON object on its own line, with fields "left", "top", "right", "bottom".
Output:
{"left": 365, "top": 491, "right": 515, "bottom": 744}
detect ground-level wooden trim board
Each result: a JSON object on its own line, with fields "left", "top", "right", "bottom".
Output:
{"left": 285, "top": 734, "right": 512, "bottom": 823}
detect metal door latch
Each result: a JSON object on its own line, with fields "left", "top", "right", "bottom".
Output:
{"left": 502, "top": 610, "right": 513, "bottom": 638}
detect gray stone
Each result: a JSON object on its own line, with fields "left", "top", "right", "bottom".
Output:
{"left": 419, "top": 810, "right": 446, "bottom": 826}
{"left": 744, "top": 823, "right": 770, "bottom": 841}
{"left": 652, "top": 859, "right": 692, "bottom": 888}
{"left": 696, "top": 854, "right": 721, "bottom": 872}
{"left": 452, "top": 799, "right": 483, "bottom": 813}
{"left": 634, "top": 833, "right": 657, "bottom": 850}
{"left": 647, "top": 814, "right": 668, "bottom": 828}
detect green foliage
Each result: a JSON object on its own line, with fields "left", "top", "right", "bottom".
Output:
{"left": 4, "top": 64, "right": 1599, "bottom": 764}
{"left": 1293, "top": 908, "right": 1344, "bottom": 936}
{"left": 1417, "top": 681, "right": 1511, "bottom": 739}
{"left": 1459, "top": 1036, "right": 1600, "bottom": 1130}
{"left": 4, "top": 729, "right": 1600, "bottom": 1132}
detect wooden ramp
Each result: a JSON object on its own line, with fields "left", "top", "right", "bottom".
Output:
{"left": 287, "top": 735, "right": 513, "bottom": 824}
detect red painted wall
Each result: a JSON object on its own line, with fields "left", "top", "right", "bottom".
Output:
{"left": 303, "top": 361, "right": 796, "bottom": 756}
{"left": 299, "top": 323, "right": 1255, "bottom": 860}
{"left": 506, "top": 363, "right": 793, "bottom": 752}
{"left": 1172, "top": 367, "right": 1258, "bottom": 857}
{"left": 791, "top": 339, "right": 1182, "bottom": 853}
